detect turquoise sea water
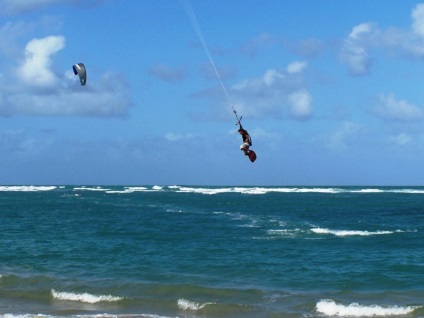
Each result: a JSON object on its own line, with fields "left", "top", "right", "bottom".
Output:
{"left": 0, "top": 185, "right": 423, "bottom": 318}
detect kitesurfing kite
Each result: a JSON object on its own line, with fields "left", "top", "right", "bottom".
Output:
{"left": 72, "top": 63, "right": 86, "bottom": 86}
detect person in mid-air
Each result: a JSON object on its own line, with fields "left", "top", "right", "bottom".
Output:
{"left": 238, "top": 124, "right": 252, "bottom": 155}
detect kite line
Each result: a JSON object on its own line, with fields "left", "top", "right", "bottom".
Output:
{"left": 182, "top": 0, "right": 241, "bottom": 124}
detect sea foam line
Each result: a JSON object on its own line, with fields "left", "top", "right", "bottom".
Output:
{"left": 316, "top": 299, "right": 420, "bottom": 317}
{"left": 72, "top": 186, "right": 164, "bottom": 193}
{"left": 0, "top": 186, "right": 56, "bottom": 192}
{"left": 174, "top": 186, "right": 344, "bottom": 195}
{"left": 73, "top": 186, "right": 112, "bottom": 192}
{"left": 68, "top": 185, "right": 424, "bottom": 195}
{"left": 106, "top": 186, "right": 164, "bottom": 193}
{"left": 51, "top": 289, "right": 123, "bottom": 303}
{"left": 311, "top": 228, "right": 401, "bottom": 237}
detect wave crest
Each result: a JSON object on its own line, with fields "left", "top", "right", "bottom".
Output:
{"left": 177, "top": 298, "right": 212, "bottom": 310}
{"left": 0, "top": 186, "right": 56, "bottom": 192}
{"left": 311, "top": 228, "right": 399, "bottom": 237}
{"left": 316, "top": 299, "right": 420, "bottom": 317}
{"left": 51, "top": 289, "right": 123, "bottom": 303}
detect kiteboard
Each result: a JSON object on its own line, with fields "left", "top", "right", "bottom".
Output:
{"left": 247, "top": 150, "right": 257, "bottom": 163}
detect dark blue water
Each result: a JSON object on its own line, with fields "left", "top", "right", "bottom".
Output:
{"left": 0, "top": 185, "right": 423, "bottom": 317}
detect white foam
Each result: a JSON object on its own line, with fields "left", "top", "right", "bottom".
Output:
{"left": 0, "top": 186, "right": 56, "bottom": 192}
{"left": 106, "top": 186, "right": 165, "bottom": 194}
{"left": 267, "top": 229, "right": 304, "bottom": 237}
{"left": 311, "top": 228, "right": 397, "bottom": 237}
{"left": 51, "top": 289, "right": 123, "bottom": 303}
{"left": 126, "top": 186, "right": 162, "bottom": 192}
{"left": 176, "top": 187, "right": 232, "bottom": 195}
{"left": 350, "top": 188, "right": 384, "bottom": 193}
{"left": 72, "top": 186, "right": 167, "bottom": 193}
{"left": 170, "top": 185, "right": 424, "bottom": 195}
{"left": 177, "top": 298, "right": 212, "bottom": 310}
{"left": 240, "top": 187, "right": 343, "bottom": 194}
{"left": 391, "top": 189, "right": 424, "bottom": 194}
{"left": 316, "top": 299, "right": 420, "bottom": 317}
{"left": 106, "top": 186, "right": 148, "bottom": 194}
{"left": 294, "top": 187, "right": 342, "bottom": 193}
{"left": 172, "top": 186, "right": 344, "bottom": 195}
{"left": 73, "top": 186, "right": 110, "bottom": 192}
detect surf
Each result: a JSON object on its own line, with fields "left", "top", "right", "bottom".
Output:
{"left": 316, "top": 299, "right": 421, "bottom": 317}
{"left": 51, "top": 289, "right": 123, "bottom": 303}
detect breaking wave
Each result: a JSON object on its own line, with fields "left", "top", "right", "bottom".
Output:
{"left": 311, "top": 228, "right": 404, "bottom": 237}
{"left": 177, "top": 298, "right": 213, "bottom": 310}
{"left": 266, "top": 227, "right": 411, "bottom": 239}
{"left": 51, "top": 289, "right": 123, "bottom": 303}
{"left": 316, "top": 299, "right": 420, "bottom": 316}
{"left": 167, "top": 186, "right": 424, "bottom": 195}
{"left": 173, "top": 186, "right": 343, "bottom": 195}
{"left": 0, "top": 186, "right": 57, "bottom": 192}
{"left": 6, "top": 185, "right": 423, "bottom": 195}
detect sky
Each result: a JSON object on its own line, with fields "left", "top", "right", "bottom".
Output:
{"left": 1, "top": 0, "right": 424, "bottom": 186}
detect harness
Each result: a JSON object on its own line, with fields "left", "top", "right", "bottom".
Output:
{"left": 242, "top": 132, "right": 252, "bottom": 146}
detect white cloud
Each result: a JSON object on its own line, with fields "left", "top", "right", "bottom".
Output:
{"left": 263, "top": 69, "right": 285, "bottom": 86}
{"left": 412, "top": 3, "right": 424, "bottom": 37}
{"left": 2, "top": 72, "right": 132, "bottom": 117}
{"left": 0, "top": 17, "right": 63, "bottom": 60}
{"left": 0, "top": 36, "right": 132, "bottom": 117}
{"left": 374, "top": 94, "right": 424, "bottom": 122}
{"left": 288, "top": 90, "right": 312, "bottom": 120}
{"left": 340, "top": 4, "right": 424, "bottom": 75}
{"left": 340, "top": 23, "right": 376, "bottom": 76}
{"left": 17, "top": 36, "right": 64, "bottom": 88}
{"left": 228, "top": 61, "right": 312, "bottom": 121}
{"left": 286, "top": 61, "right": 307, "bottom": 74}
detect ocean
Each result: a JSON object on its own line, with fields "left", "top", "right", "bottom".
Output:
{"left": 0, "top": 185, "right": 423, "bottom": 318}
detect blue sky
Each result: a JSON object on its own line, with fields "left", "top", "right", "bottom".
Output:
{"left": 1, "top": 0, "right": 424, "bottom": 185}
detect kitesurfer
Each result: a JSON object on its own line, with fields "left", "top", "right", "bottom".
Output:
{"left": 238, "top": 124, "right": 252, "bottom": 155}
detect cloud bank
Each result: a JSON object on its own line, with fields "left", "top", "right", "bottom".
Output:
{"left": 0, "top": 31, "right": 132, "bottom": 117}
{"left": 229, "top": 61, "right": 312, "bottom": 121}
{"left": 340, "top": 3, "right": 424, "bottom": 75}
